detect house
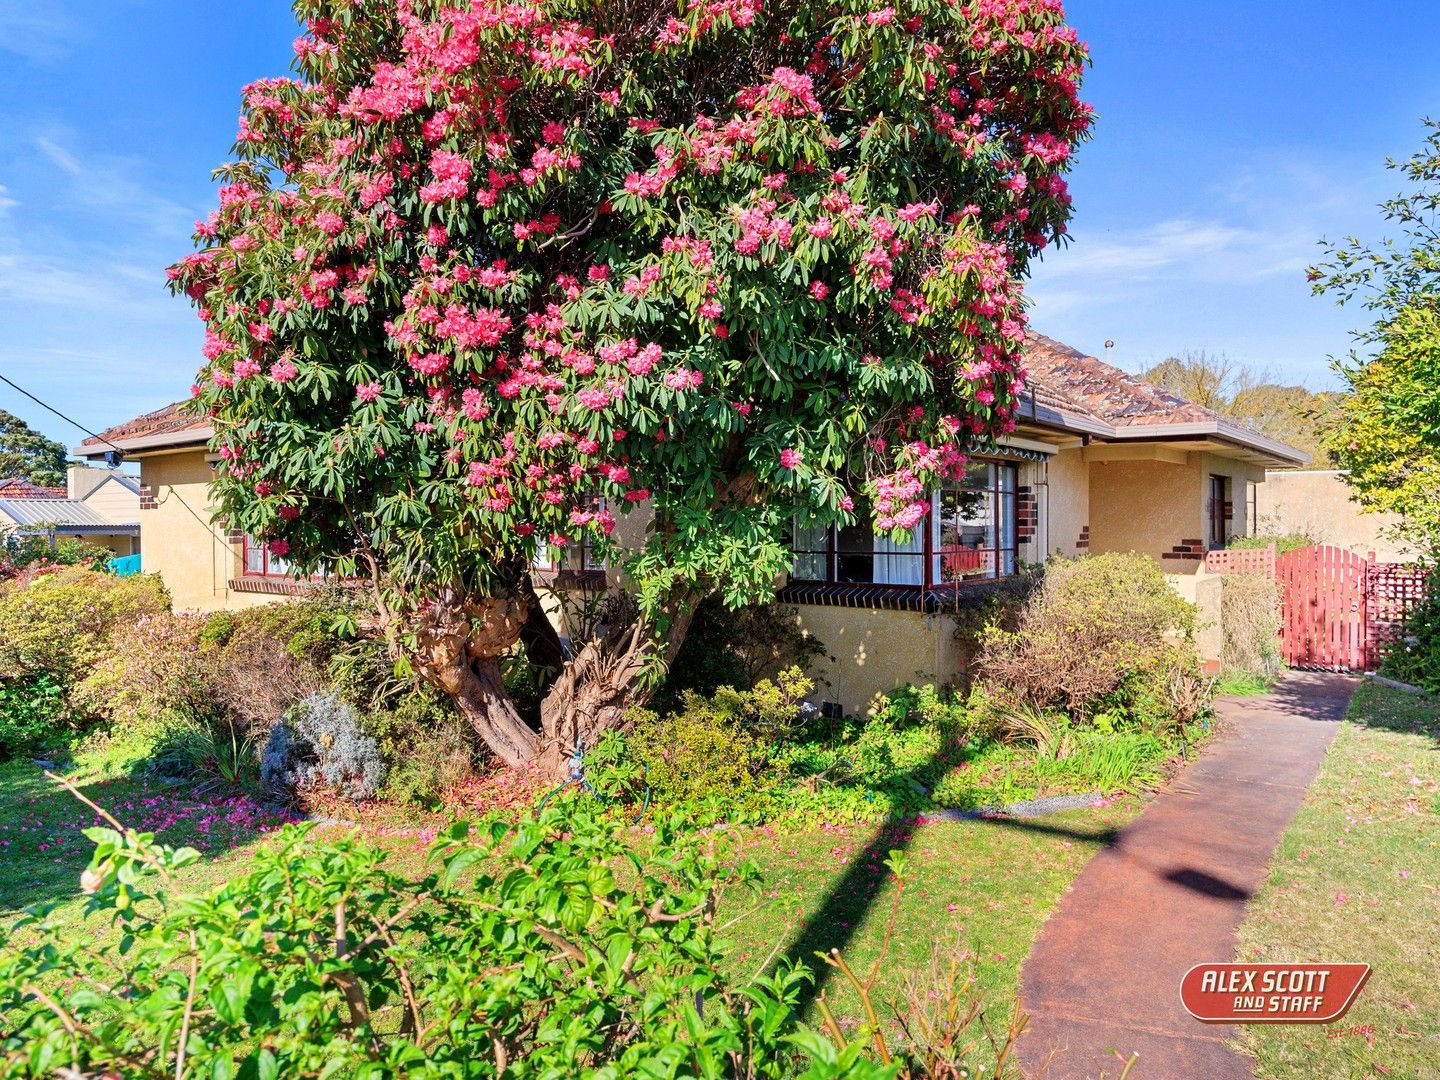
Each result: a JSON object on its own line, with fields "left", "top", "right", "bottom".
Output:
{"left": 1255, "top": 469, "right": 1416, "bottom": 562}
{"left": 76, "top": 333, "right": 1307, "bottom": 708}
{"left": 0, "top": 465, "right": 141, "bottom": 557}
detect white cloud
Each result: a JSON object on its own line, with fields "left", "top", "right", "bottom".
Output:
{"left": 0, "top": 184, "right": 17, "bottom": 216}
{"left": 0, "top": 6, "right": 74, "bottom": 63}
{"left": 33, "top": 135, "right": 82, "bottom": 176}
{"left": 1036, "top": 217, "right": 1315, "bottom": 284}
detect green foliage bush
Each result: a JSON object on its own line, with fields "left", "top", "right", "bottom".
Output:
{"left": 1379, "top": 578, "right": 1440, "bottom": 692}
{"left": 977, "top": 552, "right": 1197, "bottom": 720}
{"left": 655, "top": 597, "right": 828, "bottom": 713}
{"left": 0, "top": 808, "right": 880, "bottom": 1078}
{"left": 1228, "top": 533, "right": 1316, "bottom": 554}
{"left": 0, "top": 676, "right": 64, "bottom": 761}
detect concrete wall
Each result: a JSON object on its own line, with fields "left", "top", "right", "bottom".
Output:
{"left": 1256, "top": 469, "right": 1415, "bottom": 561}
{"left": 1088, "top": 454, "right": 1205, "bottom": 570}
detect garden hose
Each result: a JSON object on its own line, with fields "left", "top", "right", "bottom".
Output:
{"left": 533, "top": 739, "right": 651, "bottom": 822}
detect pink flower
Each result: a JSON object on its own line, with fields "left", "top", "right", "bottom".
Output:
{"left": 809, "top": 280, "right": 830, "bottom": 300}
{"left": 269, "top": 359, "right": 297, "bottom": 383}
{"left": 268, "top": 539, "right": 290, "bottom": 557}
{"left": 780, "top": 448, "right": 802, "bottom": 470}
{"left": 355, "top": 381, "right": 382, "bottom": 402}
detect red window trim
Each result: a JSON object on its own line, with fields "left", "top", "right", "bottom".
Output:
{"left": 241, "top": 535, "right": 308, "bottom": 579}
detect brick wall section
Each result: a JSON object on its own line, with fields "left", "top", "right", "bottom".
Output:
{"left": 1076, "top": 524, "right": 1089, "bottom": 551}
{"left": 1017, "top": 486, "right": 1038, "bottom": 543}
{"left": 1162, "top": 538, "right": 1205, "bottom": 561}
{"left": 139, "top": 483, "right": 157, "bottom": 510}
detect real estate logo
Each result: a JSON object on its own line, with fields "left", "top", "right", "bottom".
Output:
{"left": 1180, "top": 963, "right": 1371, "bottom": 1024}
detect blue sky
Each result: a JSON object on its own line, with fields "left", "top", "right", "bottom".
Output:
{"left": 0, "top": 1, "right": 1437, "bottom": 449}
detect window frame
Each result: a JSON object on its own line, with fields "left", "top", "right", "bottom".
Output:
{"left": 1208, "top": 474, "right": 1230, "bottom": 549}
{"left": 789, "top": 459, "right": 1022, "bottom": 590}
{"left": 242, "top": 535, "right": 298, "bottom": 579}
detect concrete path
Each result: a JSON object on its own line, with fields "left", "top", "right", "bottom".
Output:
{"left": 1017, "top": 672, "right": 1357, "bottom": 1079}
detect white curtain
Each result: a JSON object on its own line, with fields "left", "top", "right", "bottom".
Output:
{"left": 873, "top": 528, "right": 924, "bottom": 585}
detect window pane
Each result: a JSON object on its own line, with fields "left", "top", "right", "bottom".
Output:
{"left": 245, "top": 537, "right": 264, "bottom": 575}
{"left": 835, "top": 517, "right": 874, "bottom": 583}
{"left": 874, "top": 526, "right": 923, "bottom": 585}
{"left": 792, "top": 518, "right": 829, "bottom": 580}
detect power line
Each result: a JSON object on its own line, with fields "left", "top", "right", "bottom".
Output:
{"left": 0, "top": 370, "right": 128, "bottom": 457}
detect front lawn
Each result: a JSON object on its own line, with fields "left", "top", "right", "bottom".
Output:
{"left": 1233, "top": 681, "right": 1440, "bottom": 1079}
{"left": 0, "top": 754, "right": 1140, "bottom": 1046}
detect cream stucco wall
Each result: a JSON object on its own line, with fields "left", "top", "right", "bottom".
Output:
{"left": 1088, "top": 454, "right": 1204, "bottom": 568}
{"left": 1256, "top": 469, "right": 1415, "bottom": 561}
{"left": 1042, "top": 446, "right": 1090, "bottom": 556}
{"left": 792, "top": 604, "right": 958, "bottom": 716}
{"left": 138, "top": 449, "right": 276, "bottom": 613}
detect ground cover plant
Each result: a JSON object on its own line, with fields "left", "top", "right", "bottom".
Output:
{"left": 1233, "top": 681, "right": 1439, "bottom": 1079}
{"left": 170, "top": 0, "right": 1093, "bottom": 778}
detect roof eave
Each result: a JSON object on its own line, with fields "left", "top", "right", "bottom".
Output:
{"left": 73, "top": 425, "right": 215, "bottom": 459}
{"left": 1108, "top": 420, "right": 1310, "bottom": 467}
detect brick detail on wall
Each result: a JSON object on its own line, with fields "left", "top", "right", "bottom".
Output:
{"left": 139, "top": 484, "right": 157, "bottom": 511}
{"left": 1076, "top": 524, "right": 1089, "bottom": 551}
{"left": 1162, "top": 537, "right": 1206, "bottom": 561}
{"left": 226, "top": 529, "right": 245, "bottom": 545}
{"left": 1016, "top": 486, "right": 1038, "bottom": 543}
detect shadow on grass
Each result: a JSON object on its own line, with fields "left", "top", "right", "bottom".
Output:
{"left": 1349, "top": 680, "right": 1440, "bottom": 743}
{"left": 781, "top": 799, "right": 1129, "bottom": 1015}
{"left": 0, "top": 760, "right": 293, "bottom": 917}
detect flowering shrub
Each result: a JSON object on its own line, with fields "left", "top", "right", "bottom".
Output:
{"left": 169, "top": 0, "right": 1092, "bottom": 776}
{"left": 0, "top": 804, "right": 901, "bottom": 1078}
{"left": 0, "top": 676, "right": 64, "bottom": 762}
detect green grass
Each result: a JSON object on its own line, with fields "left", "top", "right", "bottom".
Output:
{"left": 1215, "top": 670, "right": 1275, "bottom": 697}
{"left": 0, "top": 754, "right": 1142, "bottom": 1042}
{"left": 716, "top": 799, "right": 1141, "bottom": 1033}
{"left": 1233, "top": 682, "right": 1440, "bottom": 1079}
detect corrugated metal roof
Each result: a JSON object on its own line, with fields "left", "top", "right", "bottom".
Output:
{"left": 0, "top": 499, "right": 135, "bottom": 528}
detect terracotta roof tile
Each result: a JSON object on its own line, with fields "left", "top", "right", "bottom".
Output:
{"left": 0, "top": 479, "right": 67, "bottom": 499}
{"left": 1021, "top": 332, "right": 1220, "bottom": 427}
{"left": 79, "top": 402, "right": 209, "bottom": 449}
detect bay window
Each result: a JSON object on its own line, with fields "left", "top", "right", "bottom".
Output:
{"left": 790, "top": 460, "right": 1020, "bottom": 587}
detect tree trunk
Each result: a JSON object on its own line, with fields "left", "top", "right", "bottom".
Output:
{"left": 449, "top": 657, "right": 541, "bottom": 768}
{"left": 535, "top": 596, "right": 698, "bottom": 781}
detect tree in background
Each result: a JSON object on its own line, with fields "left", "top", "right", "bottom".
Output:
{"left": 0, "top": 410, "right": 70, "bottom": 487}
{"left": 170, "top": 0, "right": 1092, "bottom": 776}
{"left": 1141, "top": 351, "right": 1337, "bottom": 467}
{"left": 1311, "top": 120, "right": 1440, "bottom": 559}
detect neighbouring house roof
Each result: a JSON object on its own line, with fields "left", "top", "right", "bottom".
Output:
{"left": 1020, "top": 332, "right": 1309, "bottom": 467}
{"left": 0, "top": 478, "right": 67, "bottom": 499}
{"left": 73, "top": 401, "right": 212, "bottom": 458}
{"left": 0, "top": 498, "right": 140, "bottom": 534}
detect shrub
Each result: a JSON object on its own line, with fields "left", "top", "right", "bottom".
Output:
{"left": 655, "top": 597, "right": 828, "bottom": 712}
{"left": 365, "top": 691, "right": 476, "bottom": 807}
{"left": 71, "top": 612, "right": 212, "bottom": 751}
{"left": 1220, "top": 572, "right": 1283, "bottom": 679}
{"left": 0, "top": 675, "right": 65, "bottom": 761}
{"left": 1379, "top": 578, "right": 1440, "bottom": 692}
{"left": 0, "top": 806, "right": 855, "bottom": 1078}
{"left": 0, "top": 534, "right": 110, "bottom": 574}
{"left": 203, "top": 593, "right": 358, "bottom": 731}
{"left": 976, "top": 553, "right": 1197, "bottom": 720}
{"left": 149, "top": 716, "right": 262, "bottom": 793}
{"left": 0, "top": 567, "right": 169, "bottom": 689}
{"left": 624, "top": 694, "right": 767, "bottom": 805}
{"left": 261, "top": 692, "right": 384, "bottom": 802}
{"left": 1228, "top": 532, "right": 1316, "bottom": 554}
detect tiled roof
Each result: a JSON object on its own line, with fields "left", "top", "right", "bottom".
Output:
{"left": 0, "top": 478, "right": 67, "bottom": 499}
{"left": 77, "top": 402, "right": 210, "bottom": 454}
{"left": 1022, "top": 332, "right": 1220, "bottom": 427}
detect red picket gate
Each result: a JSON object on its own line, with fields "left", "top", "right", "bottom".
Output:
{"left": 1207, "top": 544, "right": 1428, "bottom": 672}
{"left": 1276, "top": 545, "right": 1370, "bottom": 671}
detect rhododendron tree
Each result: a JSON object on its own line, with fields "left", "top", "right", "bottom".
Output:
{"left": 170, "top": 0, "right": 1091, "bottom": 776}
